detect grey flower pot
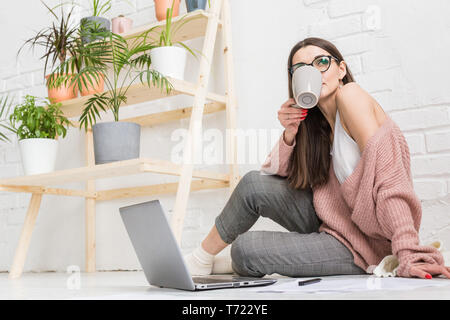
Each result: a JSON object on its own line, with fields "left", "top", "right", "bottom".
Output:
{"left": 92, "top": 121, "right": 141, "bottom": 165}
{"left": 185, "top": 0, "right": 207, "bottom": 12}
{"left": 81, "top": 16, "right": 111, "bottom": 44}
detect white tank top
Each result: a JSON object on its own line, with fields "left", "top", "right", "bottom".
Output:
{"left": 330, "top": 111, "right": 361, "bottom": 184}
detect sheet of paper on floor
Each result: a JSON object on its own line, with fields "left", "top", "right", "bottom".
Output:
{"left": 247, "top": 277, "right": 450, "bottom": 294}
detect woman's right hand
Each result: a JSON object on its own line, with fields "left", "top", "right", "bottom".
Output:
{"left": 278, "top": 98, "right": 308, "bottom": 138}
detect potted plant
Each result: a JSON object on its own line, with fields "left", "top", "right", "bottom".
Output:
{"left": 80, "top": 0, "right": 112, "bottom": 44}
{"left": 63, "top": 31, "right": 174, "bottom": 164}
{"left": 185, "top": 0, "right": 210, "bottom": 12}
{"left": 49, "top": 22, "right": 111, "bottom": 97}
{"left": 17, "top": 1, "right": 80, "bottom": 103}
{"left": 145, "top": 1, "right": 200, "bottom": 80}
{"left": 6, "top": 95, "right": 71, "bottom": 175}
{"left": 154, "top": 0, "right": 181, "bottom": 21}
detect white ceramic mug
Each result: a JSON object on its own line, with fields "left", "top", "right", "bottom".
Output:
{"left": 291, "top": 65, "right": 322, "bottom": 109}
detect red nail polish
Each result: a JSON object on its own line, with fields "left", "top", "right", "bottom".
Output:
{"left": 425, "top": 274, "right": 432, "bottom": 279}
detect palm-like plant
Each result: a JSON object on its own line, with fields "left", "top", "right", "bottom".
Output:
{"left": 0, "top": 96, "right": 16, "bottom": 142}
{"left": 47, "top": 19, "right": 111, "bottom": 92}
{"left": 90, "top": 0, "right": 112, "bottom": 17}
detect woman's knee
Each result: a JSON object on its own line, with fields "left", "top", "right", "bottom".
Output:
{"left": 230, "top": 170, "right": 263, "bottom": 209}
{"left": 237, "top": 170, "right": 261, "bottom": 190}
{"left": 230, "top": 233, "right": 265, "bottom": 277}
{"left": 233, "top": 170, "right": 284, "bottom": 206}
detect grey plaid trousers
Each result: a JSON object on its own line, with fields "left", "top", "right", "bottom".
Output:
{"left": 215, "top": 170, "right": 366, "bottom": 277}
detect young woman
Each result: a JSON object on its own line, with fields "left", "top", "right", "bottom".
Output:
{"left": 184, "top": 37, "right": 450, "bottom": 280}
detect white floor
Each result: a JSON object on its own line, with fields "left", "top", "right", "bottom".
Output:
{"left": 1, "top": 271, "right": 450, "bottom": 300}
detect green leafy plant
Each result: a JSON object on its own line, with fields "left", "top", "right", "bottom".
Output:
{"left": 8, "top": 95, "right": 72, "bottom": 140}
{"left": 0, "top": 95, "right": 16, "bottom": 142}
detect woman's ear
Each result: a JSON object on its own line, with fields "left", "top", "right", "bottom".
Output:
{"left": 339, "top": 61, "right": 347, "bottom": 80}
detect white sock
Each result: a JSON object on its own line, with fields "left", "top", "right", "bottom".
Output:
{"left": 184, "top": 245, "right": 215, "bottom": 276}
{"left": 212, "top": 251, "right": 234, "bottom": 274}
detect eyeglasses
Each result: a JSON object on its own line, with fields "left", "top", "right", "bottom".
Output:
{"left": 289, "top": 55, "right": 340, "bottom": 75}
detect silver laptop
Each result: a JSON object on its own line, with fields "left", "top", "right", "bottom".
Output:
{"left": 119, "top": 199, "right": 277, "bottom": 291}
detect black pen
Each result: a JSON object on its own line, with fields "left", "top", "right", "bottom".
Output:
{"left": 298, "top": 278, "right": 322, "bottom": 286}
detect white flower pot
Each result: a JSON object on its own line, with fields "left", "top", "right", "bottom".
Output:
{"left": 18, "top": 138, "right": 59, "bottom": 175}
{"left": 150, "top": 46, "right": 187, "bottom": 80}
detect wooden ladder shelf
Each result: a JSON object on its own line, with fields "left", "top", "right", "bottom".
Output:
{"left": 1, "top": 0, "right": 239, "bottom": 279}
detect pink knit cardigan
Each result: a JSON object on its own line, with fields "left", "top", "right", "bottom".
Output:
{"left": 260, "top": 115, "right": 445, "bottom": 278}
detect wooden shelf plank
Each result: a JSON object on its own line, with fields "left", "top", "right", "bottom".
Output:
{"left": 120, "top": 101, "right": 225, "bottom": 126}
{"left": 96, "top": 179, "right": 229, "bottom": 201}
{"left": 0, "top": 158, "right": 230, "bottom": 187}
{"left": 0, "top": 185, "right": 95, "bottom": 198}
{"left": 59, "top": 77, "right": 226, "bottom": 119}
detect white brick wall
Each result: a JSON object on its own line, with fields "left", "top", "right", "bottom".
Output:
{"left": 0, "top": 0, "right": 449, "bottom": 273}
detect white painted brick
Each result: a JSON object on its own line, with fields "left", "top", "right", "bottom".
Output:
{"left": 4, "top": 146, "right": 21, "bottom": 163}
{"left": 361, "top": 48, "right": 400, "bottom": 73}
{"left": 0, "top": 66, "right": 19, "bottom": 79}
{"left": 333, "top": 33, "right": 372, "bottom": 56}
{"left": 411, "top": 154, "right": 450, "bottom": 177}
{"left": 371, "top": 90, "right": 392, "bottom": 110}
{"left": 108, "top": 0, "right": 137, "bottom": 18}
{"left": 180, "top": 230, "right": 204, "bottom": 250}
{"left": 0, "top": 243, "right": 9, "bottom": 270}
{"left": 343, "top": 54, "right": 362, "bottom": 75}
{"left": 309, "top": 15, "right": 361, "bottom": 40}
{"left": 0, "top": 210, "right": 8, "bottom": 243}
{"left": 354, "top": 68, "right": 399, "bottom": 93}
{"left": 16, "top": 193, "right": 31, "bottom": 208}
{"left": 361, "top": 4, "right": 383, "bottom": 32}
{"left": 404, "top": 133, "right": 425, "bottom": 155}
{"left": 425, "top": 130, "right": 450, "bottom": 153}
{"left": 4, "top": 73, "right": 33, "bottom": 91}
{"left": 0, "top": 164, "right": 20, "bottom": 179}
{"left": 126, "top": 7, "right": 155, "bottom": 28}
{"left": 327, "top": 0, "right": 369, "bottom": 18}
{"left": 22, "top": 84, "right": 47, "bottom": 99}
{"left": 303, "top": 0, "right": 329, "bottom": 6}
{"left": 183, "top": 208, "right": 202, "bottom": 230}
{"left": 6, "top": 206, "right": 29, "bottom": 226}
{"left": 419, "top": 201, "right": 450, "bottom": 240}
{"left": 390, "top": 107, "right": 450, "bottom": 131}
{"left": 413, "top": 179, "right": 446, "bottom": 200}
{"left": 32, "top": 70, "right": 45, "bottom": 86}
{"left": 0, "top": 194, "right": 17, "bottom": 210}
{"left": 137, "top": 0, "right": 154, "bottom": 10}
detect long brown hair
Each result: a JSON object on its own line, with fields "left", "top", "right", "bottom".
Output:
{"left": 286, "top": 37, "right": 355, "bottom": 190}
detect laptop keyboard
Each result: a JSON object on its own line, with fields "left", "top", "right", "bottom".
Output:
{"left": 192, "top": 277, "right": 235, "bottom": 284}
{"left": 192, "top": 276, "right": 257, "bottom": 284}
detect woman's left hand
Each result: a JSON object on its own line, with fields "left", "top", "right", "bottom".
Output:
{"left": 409, "top": 263, "right": 450, "bottom": 279}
